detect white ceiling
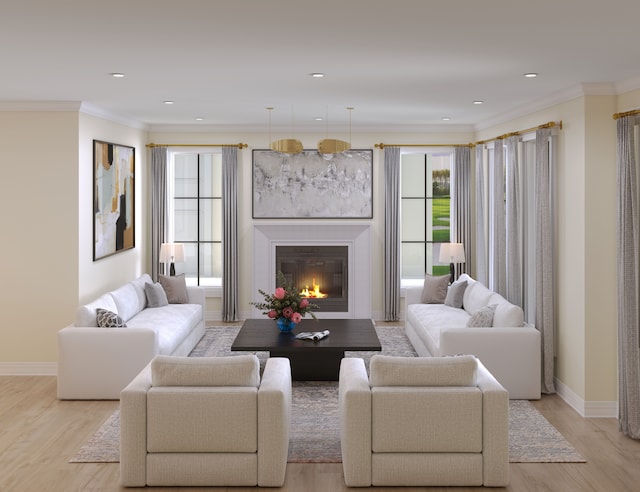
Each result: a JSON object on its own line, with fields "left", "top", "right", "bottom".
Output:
{"left": 2, "top": 0, "right": 640, "bottom": 132}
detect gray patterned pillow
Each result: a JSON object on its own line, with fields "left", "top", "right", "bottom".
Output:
{"left": 96, "top": 308, "right": 127, "bottom": 328}
{"left": 467, "top": 304, "right": 497, "bottom": 327}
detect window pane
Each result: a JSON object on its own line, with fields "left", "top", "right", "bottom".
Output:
{"left": 431, "top": 197, "right": 450, "bottom": 242}
{"left": 402, "top": 243, "right": 425, "bottom": 279}
{"left": 401, "top": 154, "right": 425, "bottom": 197}
{"left": 431, "top": 243, "right": 450, "bottom": 276}
{"left": 174, "top": 198, "right": 198, "bottom": 241}
{"left": 174, "top": 154, "right": 198, "bottom": 197}
{"left": 199, "top": 198, "right": 222, "bottom": 242}
{"left": 199, "top": 242, "right": 222, "bottom": 285}
{"left": 401, "top": 199, "right": 425, "bottom": 241}
{"left": 181, "top": 243, "right": 199, "bottom": 286}
{"left": 200, "top": 153, "right": 222, "bottom": 197}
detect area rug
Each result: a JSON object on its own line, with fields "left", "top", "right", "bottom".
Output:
{"left": 70, "top": 324, "right": 585, "bottom": 464}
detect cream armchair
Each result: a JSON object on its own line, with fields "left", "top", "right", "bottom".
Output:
{"left": 120, "top": 354, "right": 292, "bottom": 487}
{"left": 339, "top": 355, "right": 509, "bottom": 487}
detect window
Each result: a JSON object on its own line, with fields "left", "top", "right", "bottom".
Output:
{"left": 400, "top": 151, "right": 453, "bottom": 279}
{"left": 168, "top": 150, "right": 222, "bottom": 287}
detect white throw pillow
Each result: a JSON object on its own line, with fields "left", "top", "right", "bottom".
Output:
{"left": 467, "top": 304, "right": 497, "bottom": 327}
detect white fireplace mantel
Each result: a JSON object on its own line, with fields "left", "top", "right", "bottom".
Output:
{"left": 253, "top": 223, "right": 372, "bottom": 319}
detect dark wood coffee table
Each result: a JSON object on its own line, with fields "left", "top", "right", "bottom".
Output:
{"left": 231, "top": 318, "right": 381, "bottom": 380}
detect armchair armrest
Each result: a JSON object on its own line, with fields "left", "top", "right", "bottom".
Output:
{"left": 258, "top": 357, "right": 292, "bottom": 487}
{"left": 120, "top": 363, "right": 153, "bottom": 487}
{"left": 475, "top": 360, "right": 509, "bottom": 487}
{"left": 57, "top": 326, "right": 158, "bottom": 399}
{"left": 339, "top": 357, "right": 372, "bottom": 487}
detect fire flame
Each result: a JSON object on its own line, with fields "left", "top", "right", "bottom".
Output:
{"left": 300, "top": 278, "right": 328, "bottom": 298}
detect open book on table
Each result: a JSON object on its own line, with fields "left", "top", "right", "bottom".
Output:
{"left": 295, "top": 330, "right": 330, "bottom": 342}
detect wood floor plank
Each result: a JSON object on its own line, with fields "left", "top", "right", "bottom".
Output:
{"left": 1, "top": 374, "right": 640, "bottom": 491}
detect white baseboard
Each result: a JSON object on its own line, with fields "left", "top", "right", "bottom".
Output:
{"left": 555, "top": 378, "right": 618, "bottom": 418}
{"left": 0, "top": 362, "right": 57, "bottom": 376}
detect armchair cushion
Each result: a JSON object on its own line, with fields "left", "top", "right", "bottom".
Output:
{"left": 151, "top": 354, "right": 260, "bottom": 387}
{"left": 369, "top": 354, "right": 477, "bottom": 387}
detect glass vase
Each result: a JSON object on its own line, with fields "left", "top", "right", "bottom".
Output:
{"left": 276, "top": 317, "right": 296, "bottom": 333}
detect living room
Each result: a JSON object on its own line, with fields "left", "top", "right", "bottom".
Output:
{"left": 2, "top": 1, "right": 640, "bottom": 490}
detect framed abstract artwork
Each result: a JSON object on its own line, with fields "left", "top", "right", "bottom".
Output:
{"left": 252, "top": 149, "right": 373, "bottom": 219}
{"left": 93, "top": 140, "right": 135, "bottom": 260}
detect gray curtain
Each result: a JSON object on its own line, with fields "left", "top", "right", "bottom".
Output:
{"left": 222, "top": 146, "right": 239, "bottom": 322}
{"left": 535, "top": 127, "right": 556, "bottom": 394}
{"left": 151, "top": 147, "right": 167, "bottom": 281}
{"left": 384, "top": 146, "right": 401, "bottom": 321}
{"left": 475, "top": 144, "right": 488, "bottom": 284}
{"left": 490, "top": 138, "right": 507, "bottom": 295}
{"left": 616, "top": 115, "right": 640, "bottom": 438}
{"left": 452, "top": 146, "right": 471, "bottom": 278}
{"left": 506, "top": 136, "right": 523, "bottom": 306}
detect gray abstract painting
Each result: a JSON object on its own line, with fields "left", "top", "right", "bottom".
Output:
{"left": 252, "top": 149, "right": 373, "bottom": 218}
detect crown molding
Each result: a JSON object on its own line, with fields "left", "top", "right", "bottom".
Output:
{"left": 80, "top": 102, "right": 148, "bottom": 131}
{"left": 616, "top": 74, "right": 640, "bottom": 95}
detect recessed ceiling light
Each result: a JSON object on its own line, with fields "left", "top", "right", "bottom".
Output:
{"left": 314, "top": 116, "right": 324, "bottom": 121}
{"left": 442, "top": 117, "right": 451, "bottom": 121}
{"left": 473, "top": 100, "right": 484, "bottom": 105}
{"left": 163, "top": 100, "right": 174, "bottom": 105}
{"left": 310, "top": 73, "right": 325, "bottom": 78}
{"left": 524, "top": 72, "right": 538, "bottom": 78}
{"left": 111, "top": 73, "right": 125, "bottom": 78}
{"left": 195, "top": 117, "right": 204, "bottom": 121}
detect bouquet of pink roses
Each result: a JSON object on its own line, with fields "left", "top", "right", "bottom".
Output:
{"left": 250, "top": 271, "right": 319, "bottom": 322}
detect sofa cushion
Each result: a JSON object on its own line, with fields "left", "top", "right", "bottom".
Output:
{"left": 110, "top": 283, "right": 144, "bottom": 322}
{"left": 370, "top": 354, "right": 477, "bottom": 387}
{"left": 75, "top": 293, "right": 119, "bottom": 327}
{"left": 444, "top": 279, "right": 468, "bottom": 308}
{"left": 130, "top": 273, "right": 152, "bottom": 310}
{"left": 151, "top": 354, "right": 260, "bottom": 387}
{"left": 463, "top": 281, "right": 494, "bottom": 314}
{"left": 127, "top": 303, "right": 202, "bottom": 354}
{"left": 96, "top": 308, "right": 127, "bottom": 328}
{"left": 467, "top": 304, "right": 497, "bottom": 327}
{"left": 406, "top": 304, "right": 470, "bottom": 355}
{"left": 489, "top": 293, "right": 525, "bottom": 327}
{"left": 159, "top": 274, "right": 189, "bottom": 304}
{"left": 421, "top": 274, "right": 450, "bottom": 304}
{"left": 145, "top": 282, "right": 169, "bottom": 307}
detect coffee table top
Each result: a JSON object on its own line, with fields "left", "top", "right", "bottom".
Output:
{"left": 231, "top": 318, "right": 381, "bottom": 353}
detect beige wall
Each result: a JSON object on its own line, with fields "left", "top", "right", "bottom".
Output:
{"left": 1, "top": 111, "right": 79, "bottom": 362}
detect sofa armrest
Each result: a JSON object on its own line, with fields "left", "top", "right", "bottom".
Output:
{"left": 120, "top": 363, "right": 152, "bottom": 487}
{"left": 339, "top": 357, "right": 372, "bottom": 487}
{"left": 439, "top": 325, "right": 541, "bottom": 399}
{"left": 186, "top": 286, "right": 206, "bottom": 319}
{"left": 475, "top": 360, "right": 509, "bottom": 487}
{"left": 402, "top": 286, "right": 424, "bottom": 315}
{"left": 258, "top": 357, "right": 292, "bottom": 487}
{"left": 57, "top": 326, "right": 158, "bottom": 400}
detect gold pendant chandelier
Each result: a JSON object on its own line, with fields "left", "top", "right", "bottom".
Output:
{"left": 267, "top": 107, "right": 303, "bottom": 154}
{"left": 317, "top": 107, "right": 353, "bottom": 155}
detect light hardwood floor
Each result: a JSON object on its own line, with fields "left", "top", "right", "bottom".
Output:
{"left": 2, "top": 376, "right": 639, "bottom": 491}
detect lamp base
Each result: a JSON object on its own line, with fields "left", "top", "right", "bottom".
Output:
{"left": 449, "top": 263, "right": 455, "bottom": 285}
{"left": 170, "top": 263, "right": 176, "bottom": 276}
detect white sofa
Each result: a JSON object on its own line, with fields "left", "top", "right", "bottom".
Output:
{"left": 57, "top": 273, "right": 205, "bottom": 400}
{"left": 120, "top": 355, "right": 292, "bottom": 487}
{"left": 404, "top": 273, "right": 541, "bottom": 399}
{"left": 339, "top": 355, "right": 509, "bottom": 487}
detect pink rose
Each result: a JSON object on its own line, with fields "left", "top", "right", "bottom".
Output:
{"left": 282, "top": 307, "right": 293, "bottom": 318}
{"left": 268, "top": 310, "right": 277, "bottom": 318}
{"left": 274, "top": 287, "right": 286, "bottom": 300}
{"left": 299, "top": 298, "right": 309, "bottom": 308}
{"left": 291, "top": 312, "right": 302, "bottom": 323}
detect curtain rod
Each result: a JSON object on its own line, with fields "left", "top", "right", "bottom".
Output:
{"left": 375, "top": 142, "right": 474, "bottom": 149}
{"left": 613, "top": 109, "right": 640, "bottom": 120}
{"left": 146, "top": 142, "right": 248, "bottom": 148}
{"left": 476, "top": 120, "right": 562, "bottom": 145}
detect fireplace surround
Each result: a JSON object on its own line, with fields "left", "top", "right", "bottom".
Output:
{"left": 253, "top": 224, "right": 371, "bottom": 318}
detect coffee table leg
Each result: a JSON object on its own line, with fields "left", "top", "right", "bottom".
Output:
{"left": 271, "top": 350, "right": 345, "bottom": 381}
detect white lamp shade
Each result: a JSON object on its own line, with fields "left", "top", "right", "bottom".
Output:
{"left": 159, "top": 243, "right": 185, "bottom": 263}
{"left": 439, "top": 242, "right": 466, "bottom": 264}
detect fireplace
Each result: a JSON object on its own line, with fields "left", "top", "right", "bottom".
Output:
{"left": 253, "top": 224, "right": 372, "bottom": 318}
{"left": 276, "top": 245, "right": 348, "bottom": 312}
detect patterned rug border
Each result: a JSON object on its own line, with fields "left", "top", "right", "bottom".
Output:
{"left": 70, "top": 325, "right": 585, "bottom": 464}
